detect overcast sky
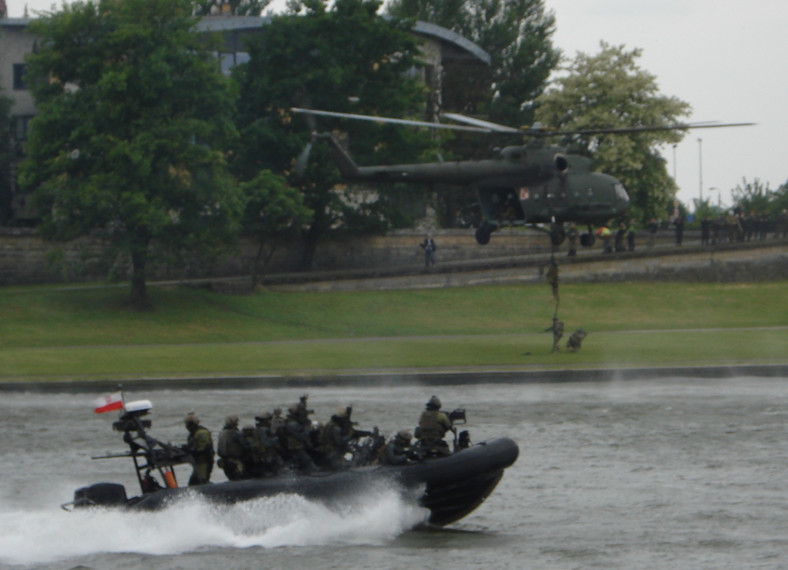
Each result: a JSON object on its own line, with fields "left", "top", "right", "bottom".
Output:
{"left": 6, "top": 0, "right": 785, "bottom": 210}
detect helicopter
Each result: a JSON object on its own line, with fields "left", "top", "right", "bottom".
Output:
{"left": 291, "top": 108, "right": 753, "bottom": 247}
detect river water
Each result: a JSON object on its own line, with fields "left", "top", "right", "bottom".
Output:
{"left": 1, "top": 376, "right": 787, "bottom": 569}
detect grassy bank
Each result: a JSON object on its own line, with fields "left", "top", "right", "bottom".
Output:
{"left": 1, "top": 281, "right": 786, "bottom": 381}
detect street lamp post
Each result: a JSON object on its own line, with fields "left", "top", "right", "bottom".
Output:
{"left": 697, "top": 138, "right": 703, "bottom": 204}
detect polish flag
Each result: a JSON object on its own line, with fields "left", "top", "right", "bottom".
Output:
{"left": 93, "top": 391, "right": 124, "bottom": 414}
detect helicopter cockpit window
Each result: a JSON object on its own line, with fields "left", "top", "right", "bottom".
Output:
{"left": 614, "top": 183, "right": 627, "bottom": 199}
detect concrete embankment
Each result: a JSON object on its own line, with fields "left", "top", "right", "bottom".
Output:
{"left": 2, "top": 363, "right": 787, "bottom": 393}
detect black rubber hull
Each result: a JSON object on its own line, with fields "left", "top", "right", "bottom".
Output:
{"left": 91, "top": 438, "right": 518, "bottom": 527}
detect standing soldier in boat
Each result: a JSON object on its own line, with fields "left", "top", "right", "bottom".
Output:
{"left": 217, "top": 415, "right": 248, "bottom": 481}
{"left": 318, "top": 407, "right": 357, "bottom": 470}
{"left": 254, "top": 411, "right": 285, "bottom": 476}
{"left": 414, "top": 396, "right": 453, "bottom": 458}
{"left": 278, "top": 400, "right": 318, "bottom": 473}
{"left": 183, "top": 412, "right": 214, "bottom": 486}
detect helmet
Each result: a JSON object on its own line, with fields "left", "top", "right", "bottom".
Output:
{"left": 184, "top": 413, "right": 199, "bottom": 425}
{"left": 426, "top": 395, "right": 442, "bottom": 410}
{"left": 225, "top": 414, "right": 239, "bottom": 427}
{"left": 396, "top": 430, "right": 412, "bottom": 442}
{"left": 333, "top": 406, "right": 347, "bottom": 419}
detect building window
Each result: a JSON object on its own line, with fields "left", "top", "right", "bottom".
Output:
{"left": 13, "top": 63, "right": 27, "bottom": 90}
{"left": 14, "top": 115, "right": 34, "bottom": 141}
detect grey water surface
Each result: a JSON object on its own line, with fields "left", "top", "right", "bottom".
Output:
{"left": 1, "top": 377, "right": 787, "bottom": 569}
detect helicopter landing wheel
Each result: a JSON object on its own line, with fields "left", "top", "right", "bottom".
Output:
{"left": 475, "top": 226, "right": 491, "bottom": 245}
{"left": 550, "top": 227, "right": 566, "bottom": 246}
{"left": 580, "top": 232, "right": 596, "bottom": 247}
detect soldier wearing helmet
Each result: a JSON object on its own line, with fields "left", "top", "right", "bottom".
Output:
{"left": 318, "top": 406, "right": 357, "bottom": 470}
{"left": 183, "top": 412, "right": 214, "bottom": 486}
{"left": 414, "top": 396, "right": 452, "bottom": 457}
{"left": 253, "top": 411, "right": 284, "bottom": 476}
{"left": 380, "top": 430, "right": 413, "bottom": 465}
{"left": 217, "top": 414, "right": 248, "bottom": 481}
{"left": 277, "top": 401, "right": 317, "bottom": 473}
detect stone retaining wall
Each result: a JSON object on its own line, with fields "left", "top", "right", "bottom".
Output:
{"left": 0, "top": 226, "right": 784, "bottom": 286}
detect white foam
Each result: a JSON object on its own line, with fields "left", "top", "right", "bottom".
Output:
{"left": 0, "top": 484, "right": 429, "bottom": 565}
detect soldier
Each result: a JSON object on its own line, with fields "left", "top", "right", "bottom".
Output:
{"left": 566, "top": 223, "right": 579, "bottom": 257}
{"left": 546, "top": 260, "right": 559, "bottom": 304}
{"left": 545, "top": 317, "right": 564, "bottom": 353}
{"left": 318, "top": 407, "right": 356, "bottom": 470}
{"left": 414, "top": 395, "right": 452, "bottom": 458}
{"left": 254, "top": 411, "right": 284, "bottom": 476}
{"left": 277, "top": 402, "right": 317, "bottom": 473}
{"left": 183, "top": 413, "right": 214, "bottom": 486}
{"left": 380, "top": 430, "right": 413, "bottom": 465}
{"left": 240, "top": 424, "right": 261, "bottom": 478}
{"left": 566, "top": 329, "right": 588, "bottom": 352}
{"left": 627, "top": 219, "right": 637, "bottom": 251}
{"left": 217, "top": 415, "right": 248, "bottom": 481}
{"left": 614, "top": 223, "right": 626, "bottom": 252}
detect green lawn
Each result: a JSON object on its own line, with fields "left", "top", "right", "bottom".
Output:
{"left": 1, "top": 281, "right": 786, "bottom": 381}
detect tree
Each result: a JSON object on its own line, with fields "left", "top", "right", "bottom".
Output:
{"left": 234, "top": 0, "right": 434, "bottom": 269}
{"left": 192, "top": 0, "right": 271, "bottom": 16}
{"left": 21, "top": 0, "right": 244, "bottom": 308}
{"left": 535, "top": 42, "right": 691, "bottom": 224}
{"left": 731, "top": 178, "right": 773, "bottom": 213}
{"left": 241, "top": 170, "right": 312, "bottom": 288}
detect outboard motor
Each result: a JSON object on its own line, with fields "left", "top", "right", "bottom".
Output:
{"left": 71, "top": 482, "right": 128, "bottom": 509}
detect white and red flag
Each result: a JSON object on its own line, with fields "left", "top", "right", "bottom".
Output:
{"left": 93, "top": 391, "right": 124, "bottom": 414}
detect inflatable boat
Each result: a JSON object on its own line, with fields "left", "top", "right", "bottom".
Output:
{"left": 65, "top": 399, "right": 519, "bottom": 527}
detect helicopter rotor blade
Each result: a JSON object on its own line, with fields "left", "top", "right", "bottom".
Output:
{"left": 291, "top": 107, "right": 491, "bottom": 133}
{"left": 545, "top": 122, "right": 756, "bottom": 137}
{"left": 439, "top": 113, "right": 523, "bottom": 134}
{"left": 291, "top": 108, "right": 754, "bottom": 139}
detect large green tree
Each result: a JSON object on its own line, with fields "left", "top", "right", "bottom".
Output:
{"left": 234, "top": 0, "right": 434, "bottom": 269}
{"left": 535, "top": 42, "right": 691, "bottom": 223}
{"left": 21, "top": 0, "right": 244, "bottom": 308}
{"left": 241, "top": 170, "right": 312, "bottom": 287}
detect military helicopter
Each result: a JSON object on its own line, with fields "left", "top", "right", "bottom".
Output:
{"left": 292, "top": 107, "right": 753, "bottom": 247}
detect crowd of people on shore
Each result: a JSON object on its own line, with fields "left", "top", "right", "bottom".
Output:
{"left": 181, "top": 395, "right": 466, "bottom": 486}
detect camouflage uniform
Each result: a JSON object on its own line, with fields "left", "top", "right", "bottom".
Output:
{"left": 277, "top": 404, "right": 317, "bottom": 473}
{"left": 184, "top": 413, "right": 214, "bottom": 486}
{"left": 566, "top": 329, "right": 588, "bottom": 352}
{"left": 415, "top": 396, "right": 452, "bottom": 457}
{"left": 318, "top": 408, "right": 355, "bottom": 470}
{"left": 217, "top": 415, "right": 248, "bottom": 481}
{"left": 545, "top": 318, "right": 564, "bottom": 353}
{"left": 254, "top": 412, "right": 285, "bottom": 476}
{"left": 380, "top": 430, "right": 413, "bottom": 465}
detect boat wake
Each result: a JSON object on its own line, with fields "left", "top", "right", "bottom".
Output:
{"left": 0, "top": 483, "right": 429, "bottom": 566}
